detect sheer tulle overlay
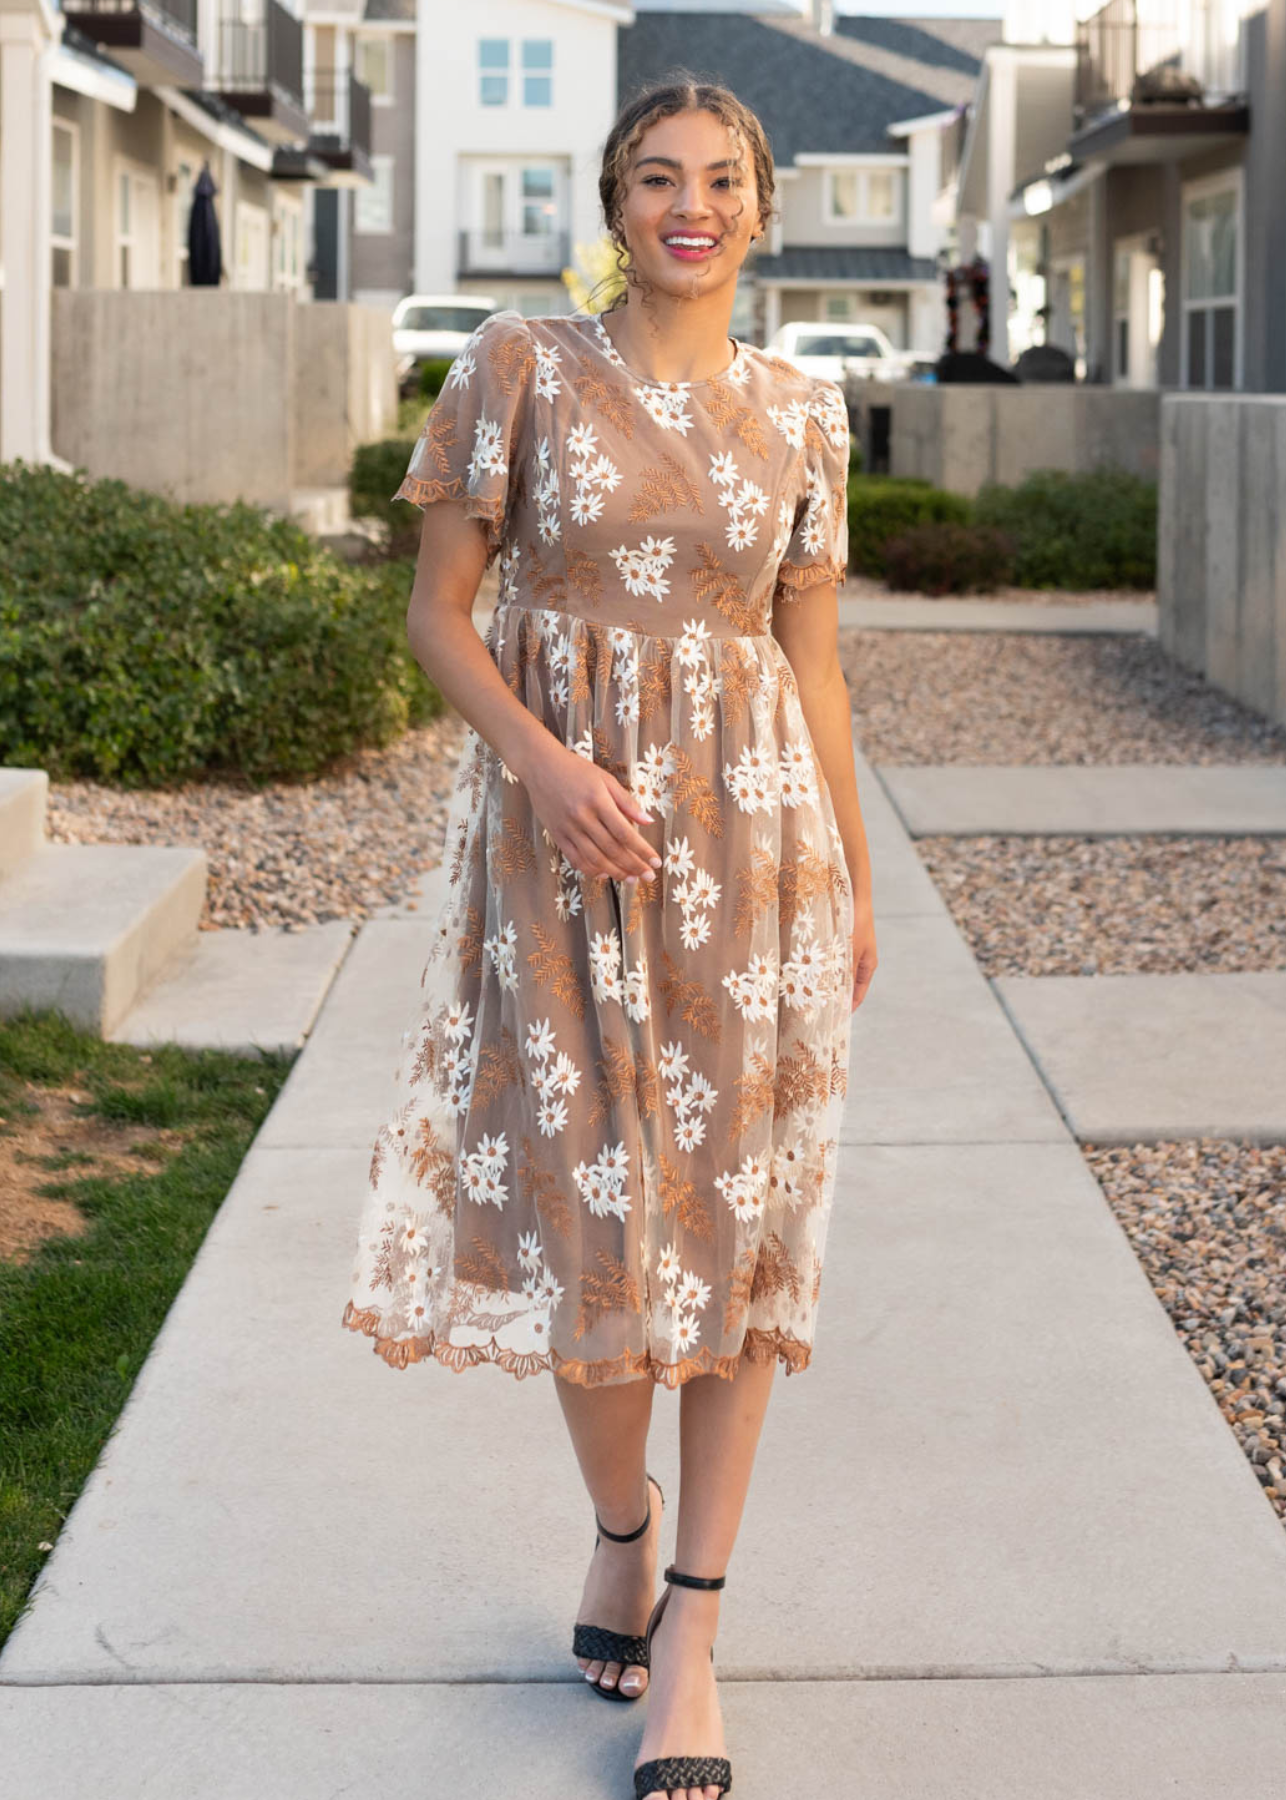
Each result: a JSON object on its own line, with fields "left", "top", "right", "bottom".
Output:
{"left": 340, "top": 310, "right": 855, "bottom": 1387}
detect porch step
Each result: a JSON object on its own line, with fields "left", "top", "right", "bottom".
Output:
{"left": 109, "top": 922, "right": 355, "bottom": 1057}
{"left": 0, "top": 843, "right": 207, "bottom": 1035}
{"left": 0, "top": 768, "right": 49, "bottom": 875}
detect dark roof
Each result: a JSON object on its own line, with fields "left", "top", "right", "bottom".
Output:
{"left": 748, "top": 245, "right": 938, "bottom": 283}
{"left": 835, "top": 15, "right": 1003, "bottom": 77}
{"left": 364, "top": 0, "right": 415, "bottom": 19}
{"left": 617, "top": 11, "right": 977, "bottom": 158}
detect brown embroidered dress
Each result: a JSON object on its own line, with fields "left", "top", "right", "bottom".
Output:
{"left": 340, "top": 308, "right": 855, "bottom": 1388}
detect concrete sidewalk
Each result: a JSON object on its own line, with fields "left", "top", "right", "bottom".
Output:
{"left": 3, "top": 735, "right": 1286, "bottom": 1796}
{"left": 837, "top": 594, "right": 1157, "bottom": 636}
{"left": 879, "top": 763, "right": 1286, "bottom": 837}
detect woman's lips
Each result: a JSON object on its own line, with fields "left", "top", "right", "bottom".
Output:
{"left": 661, "top": 235, "right": 719, "bottom": 262}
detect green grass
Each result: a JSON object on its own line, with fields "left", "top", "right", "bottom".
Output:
{"left": 0, "top": 1008, "right": 292, "bottom": 1649}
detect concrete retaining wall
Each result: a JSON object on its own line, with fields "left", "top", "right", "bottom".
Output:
{"left": 293, "top": 302, "right": 399, "bottom": 490}
{"left": 1158, "top": 394, "right": 1286, "bottom": 730}
{"left": 51, "top": 292, "right": 397, "bottom": 514}
{"left": 850, "top": 381, "right": 1161, "bottom": 497}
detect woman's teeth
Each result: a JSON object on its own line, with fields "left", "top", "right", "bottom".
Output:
{"left": 663, "top": 235, "right": 718, "bottom": 260}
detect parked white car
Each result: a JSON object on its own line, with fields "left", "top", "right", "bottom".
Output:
{"left": 392, "top": 294, "right": 499, "bottom": 380}
{"left": 767, "top": 321, "right": 911, "bottom": 382}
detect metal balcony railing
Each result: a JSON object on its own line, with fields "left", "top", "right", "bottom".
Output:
{"left": 306, "top": 67, "right": 372, "bottom": 155}
{"left": 62, "top": 0, "right": 197, "bottom": 49}
{"left": 1075, "top": 0, "right": 1245, "bottom": 124}
{"left": 214, "top": 0, "right": 303, "bottom": 107}
{"left": 457, "top": 228, "right": 570, "bottom": 277}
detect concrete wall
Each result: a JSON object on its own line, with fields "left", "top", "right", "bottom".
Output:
{"left": 1158, "top": 394, "right": 1286, "bottom": 729}
{"left": 51, "top": 291, "right": 397, "bottom": 511}
{"left": 293, "top": 300, "right": 399, "bottom": 488}
{"left": 850, "top": 382, "right": 1161, "bottom": 497}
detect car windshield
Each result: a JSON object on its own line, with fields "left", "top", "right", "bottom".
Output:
{"left": 397, "top": 305, "right": 493, "bottom": 333}
{"left": 793, "top": 332, "right": 884, "bottom": 358}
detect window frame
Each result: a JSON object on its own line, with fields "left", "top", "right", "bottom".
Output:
{"left": 354, "top": 33, "right": 394, "bottom": 107}
{"left": 478, "top": 36, "right": 509, "bottom": 107}
{"left": 822, "top": 163, "right": 904, "bottom": 227}
{"left": 1179, "top": 166, "right": 1244, "bottom": 392}
{"left": 521, "top": 37, "right": 553, "bottom": 107}
{"left": 355, "top": 153, "right": 395, "bottom": 237}
{"left": 51, "top": 116, "right": 79, "bottom": 290}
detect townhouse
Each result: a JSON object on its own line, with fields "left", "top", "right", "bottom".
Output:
{"left": 956, "top": 0, "right": 1286, "bottom": 390}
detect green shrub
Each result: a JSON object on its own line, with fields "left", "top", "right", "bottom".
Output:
{"left": 847, "top": 474, "right": 971, "bottom": 578}
{"left": 349, "top": 436, "right": 422, "bottom": 552}
{"left": 417, "top": 357, "right": 456, "bottom": 402}
{"left": 0, "top": 461, "right": 442, "bottom": 788}
{"left": 972, "top": 467, "right": 1156, "bottom": 589}
{"left": 883, "top": 522, "right": 1014, "bottom": 595}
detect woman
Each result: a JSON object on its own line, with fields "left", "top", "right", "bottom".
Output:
{"left": 341, "top": 76, "right": 878, "bottom": 1800}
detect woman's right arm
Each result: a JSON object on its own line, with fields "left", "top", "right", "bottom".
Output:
{"left": 405, "top": 504, "right": 662, "bottom": 887}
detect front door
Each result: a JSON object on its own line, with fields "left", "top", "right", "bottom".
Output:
{"left": 1113, "top": 237, "right": 1163, "bottom": 388}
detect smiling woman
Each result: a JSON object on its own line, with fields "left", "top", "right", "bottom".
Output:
{"left": 339, "top": 74, "right": 877, "bottom": 1800}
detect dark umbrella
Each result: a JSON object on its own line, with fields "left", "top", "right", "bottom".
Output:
{"left": 187, "top": 162, "right": 222, "bottom": 287}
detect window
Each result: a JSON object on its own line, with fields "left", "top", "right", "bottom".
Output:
{"left": 522, "top": 38, "right": 552, "bottom": 106}
{"left": 274, "top": 199, "right": 302, "bottom": 291}
{"left": 824, "top": 166, "right": 903, "bottom": 226}
{"left": 521, "top": 167, "right": 556, "bottom": 237}
{"left": 356, "top": 155, "right": 394, "bottom": 235}
{"left": 52, "top": 119, "right": 78, "bottom": 288}
{"left": 354, "top": 35, "right": 392, "bottom": 103}
{"left": 1182, "top": 174, "right": 1240, "bottom": 390}
{"left": 479, "top": 37, "right": 508, "bottom": 106}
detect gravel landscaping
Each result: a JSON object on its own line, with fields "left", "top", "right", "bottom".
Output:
{"left": 47, "top": 713, "right": 466, "bottom": 931}
{"left": 916, "top": 834, "right": 1286, "bottom": 977}
{"left": 1088, "top": 1138, "right": 1286, "bottom": 1525}
{"left": 839, "top": 627, "right": 1286, "bottom": 765}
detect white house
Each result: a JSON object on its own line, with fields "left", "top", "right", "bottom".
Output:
{"left": 413, "top": 0, "right": 635, "bottom": 315}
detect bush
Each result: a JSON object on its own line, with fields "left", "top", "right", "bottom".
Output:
{"left": 417, "top": 357, "right": 457, "bottom": 402}
{"left": 349, "top": 436, "right": 422, "bottom": 553}
{"left": 972, "top": 467, "right": 1156, "bottom": 589}
{"left": 883, "top": 522, "right": 1014, "bottom": 595}
{"left": 847, "top": 474, "right": 971, "bottom": 578}
{"left": 0, "top": 461, "right": 442, "bottom": 788}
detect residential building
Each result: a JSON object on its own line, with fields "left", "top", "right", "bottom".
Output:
{"left": 0, "top": 0, "right": 380, "bottom": 464}
{"left": 956, "top": 0, "right": 1286, "bottom": 390}
{"left": 413, "top": 0, "right": 634, "bottom": 317}
{"left": 620, "top": 4, "right": 1002, "bottom": 348}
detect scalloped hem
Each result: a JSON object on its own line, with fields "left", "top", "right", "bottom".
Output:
{"left": 341, "top": 1300, "right": 812, "bottom": 1388}
{"left": 390, "top": 476, "right": 507, "bottom": 564}
{"left": 772, "top": 555, "right": 848, "bottom": 602}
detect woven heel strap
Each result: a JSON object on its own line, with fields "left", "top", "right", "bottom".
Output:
{"left": 663, "top": 1563, "right": 726, "bottom": 1590}
{"left": 595, "top": 1471, "right": 661, "bottom": 1543}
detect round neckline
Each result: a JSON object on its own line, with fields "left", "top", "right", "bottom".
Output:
{"left": 580, "top": 310, "right": 747, "bottom": 389}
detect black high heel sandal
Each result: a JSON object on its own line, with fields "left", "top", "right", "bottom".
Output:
{"left": 572, "top": 1471, "right": 664, "bottom": 1702}
{"left": 632, "top": 1564, "right": 732, "bottom": 1800}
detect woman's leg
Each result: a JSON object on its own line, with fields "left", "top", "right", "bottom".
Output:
{"left": 555, "top": 1371, "right": 658, "bottom": 1696}
{"left": 636, "top": 1351, "right": 778, "bottom": 1800}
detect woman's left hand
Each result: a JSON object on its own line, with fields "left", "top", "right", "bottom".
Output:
{"left": 850, "top": 894, "right": 877, "bottom": 1012}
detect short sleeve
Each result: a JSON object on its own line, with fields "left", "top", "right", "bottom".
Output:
{"left": 772, "top": 377, "right": 851, "bottom": 604}
{"left": 392, "top": 309, "right": 534, "bottom": 564}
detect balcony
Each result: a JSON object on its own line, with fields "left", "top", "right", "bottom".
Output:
{"left": 209, "top": 0, "right": 309, "bottom": 147}
{"left": 59, "top": 0, "right": 203, "bottom": 88}
{"left": 1072, "top": 0, "right": 1250, "bottom": 162}
{"left": 457, "top": 228, "right": 570, "bottom": 279}
{"left": 305, "top": 68, "right": 373, "bottom": 185}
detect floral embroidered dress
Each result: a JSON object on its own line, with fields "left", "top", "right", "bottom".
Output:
{"left": 340, "top": 307, "right": 855, "bottom": 1389}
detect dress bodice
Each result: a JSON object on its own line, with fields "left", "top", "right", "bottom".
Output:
{"left": 393, "top": 309, "right": 851, "bottom": 643}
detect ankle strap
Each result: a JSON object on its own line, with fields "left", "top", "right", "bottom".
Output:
{"left": 664, "top": 1564, "right": 726, "bottom": 1590}
{"left": 595, "top": 1484, "right": 652, "bottom": 1544}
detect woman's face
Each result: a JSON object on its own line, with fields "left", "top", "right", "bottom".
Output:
{"left": 616, "top": 108, "right": 761, "bottom": 301}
